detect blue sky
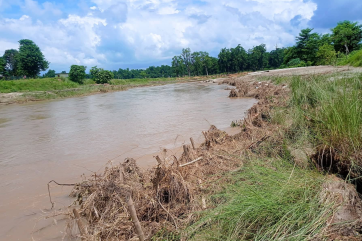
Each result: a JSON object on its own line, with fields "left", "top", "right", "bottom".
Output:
{"left": 0, "top": 0, "right": 361, "bottom": 72}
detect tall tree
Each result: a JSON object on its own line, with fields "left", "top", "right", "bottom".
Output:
{"left": 3, "top": 49, "right": 19, "bottom": 77}
{"left": 191, "top": 51, "right": 202, "bottom": 76}
{"left": 44, "top": 69, "right": 56, "bottom": 78}
{"left": 331, "top": 21, "right": 362, "bottom": 54}
{"left": 218, "top": 48, "right": 231, "bottom": 73}
{"left": 230, "top": 45, "right": 247, "bottom": 72}
{"left": 0, "top": 57, "right": 5, "bottom": 76}
{"left": 17, "top": 39, "right": 49, "bottom": 78}
{"left": 269, "top": 48, "right": 285, "bottom": 68}
{"left": 199, "top": 51, "right": 211, "bottom": 76}
{"left": 295, "top": 28, "right": 320, "bottom": 64}
{"left": 181, "top": 48, "right": 192, "bottom": 77}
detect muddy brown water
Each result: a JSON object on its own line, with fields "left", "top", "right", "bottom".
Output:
{"left": 0, "top": 82, "right": 256, "bottom": 240}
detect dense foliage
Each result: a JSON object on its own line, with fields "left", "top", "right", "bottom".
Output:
{"left": 17, "top": 39, "right": 49, "bottom": 78}
{"left": 69, "top": 65, "right": 87, "bottom": 84}
{"left": 90, "top": 66, "right": 114, "bottom": 84}
{"left": 43, "top": 69, "right": 56, "bottom": 78}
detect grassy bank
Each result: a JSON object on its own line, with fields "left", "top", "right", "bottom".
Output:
{"left": 338, "top": 49, "right": 362, "bottom": 67}
{"left": 185, "top": 160, "right": 329, "bottom": 241}
{"left": 176, "top": 70, "right": 362, "bottom": 240}
{"left": 0, "top": 76, "right": 216, "bottom": 103}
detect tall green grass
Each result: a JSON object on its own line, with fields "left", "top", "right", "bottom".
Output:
{"left": 338, "top": 49, "right": 362, "bottom": 67}
{"left": 186, "top": 159, "right": 330, "bottom": 241}
{"left": 0, "top": 78, "right": 80, "bottom": 93}
{"left": 288, "top": 74, "right": 362, "bottom": 153}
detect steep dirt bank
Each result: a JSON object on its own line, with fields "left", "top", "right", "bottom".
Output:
{"left": 61, "top": 66, "right": 362, "bottom": 240}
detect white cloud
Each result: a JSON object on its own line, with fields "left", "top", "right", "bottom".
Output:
{"left": 0, "top": 0, "right": 318, "bottom": 71}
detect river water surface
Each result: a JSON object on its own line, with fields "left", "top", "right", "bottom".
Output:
{"left": 0, "top": 82, "right": 256, "bottom": 240}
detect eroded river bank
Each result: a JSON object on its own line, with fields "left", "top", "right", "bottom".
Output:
{"left": 0, "top": 81, "right": 256, "bottom": 240}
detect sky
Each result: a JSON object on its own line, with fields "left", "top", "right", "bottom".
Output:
{"left": 0, "top": 0, "right": 361, "bottom": 72}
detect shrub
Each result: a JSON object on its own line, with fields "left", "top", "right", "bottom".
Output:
{"left": 316, "top": 44, "right": 337, "bottom": 65}
{"left": 287, "top": 58, "right": 301, "bottom": 67}
{"left": 69, "top": 65, "right": 87, "bottom": 84}
{"left": 90, "top": 66, "right": 114, "bottom": 84}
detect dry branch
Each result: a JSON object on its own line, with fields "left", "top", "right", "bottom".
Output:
{"left": 73, "top": 208, "right": 87, "bottom": 240}
{"left": 180, "top": 157, "right": 203, "bottom": 167}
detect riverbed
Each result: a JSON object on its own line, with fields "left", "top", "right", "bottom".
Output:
{"left": 0, "top": 82, "right": 256, "bottom": 240}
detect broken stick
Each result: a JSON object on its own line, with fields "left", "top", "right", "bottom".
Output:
{"left": 120, "top": 165, "right": 145, "bottom": 241}
{"left": 180, "top": 157, "right": 203, "bottom": 167}
{"left": 190, "top": 137, "right": 196, "bottom": 150}
{"left": 73, "top": 209, "right": 87, "bottom": 241}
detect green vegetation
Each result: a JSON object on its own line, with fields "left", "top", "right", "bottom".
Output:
{"left": 331, "top": 20, "right": 362, "bottom": 54}
{"left": 187, "top": 159, "right": 329, "bottom": 241}
{"left": 90, "top": 66, "right": 114, "bottom": 84}
{"left": 0, "top": 78, "right": 79, "bottom": 93}
{"left": 288, "top": 74, "right": 362, "bottom": 158}
{"left": 338, "top": 49, "right": 362, "bottom": 66}
{"left": 44, "top": 69, "right": 56, "bottom": 78}
{"left": 69, "top": 65, "right": 87, "bottom": 84}
{"left": 16, "top": 39, "right": 49, "bottom": 78}
{"left": 172, "top": 71, "right": 362, "bottom": 241}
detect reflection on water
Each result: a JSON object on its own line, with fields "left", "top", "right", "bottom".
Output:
{"left": 0, "top": 82, "right": 257, "bottom": 240}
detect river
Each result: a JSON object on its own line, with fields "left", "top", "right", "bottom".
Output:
{"left": 0, "top": 82, "right": 256, "bottom": 240}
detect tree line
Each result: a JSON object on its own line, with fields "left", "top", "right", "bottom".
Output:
{"left": 1, "top": 20, "right": 361, "bottom": 82}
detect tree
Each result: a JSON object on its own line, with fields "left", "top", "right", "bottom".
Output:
{"left": 218, "top": 48, "right": 231, "bottom": 73}
{"left": 295, "top": 28, "right": 321, "bottom": 64}
{"left": 199, "top": 51, "right": 212, "bottom": 76}
{"left": 191, "top": 51, "right": 202, "bottom": 76}
{"left": 181, "top": 48, "right": 192, "bottom": 77}
{"left": 44, "top": 69, "right": 56, "bottom": 78}
{"left": 3, "top": 49, "right": 19, "bottom": 77}
{"left": 230, "top": 45, "right": 247, "bottom": 72}
{"left": 269, "top": 48, "right": 285, "bottom": 69}
{"left": 69, "top": 65, "right": 86, "bottom": 84}
{"left": 0, "top": 57, "right": 5, "bottom": 76}
{"left": 316, "top": 44, "right": 337, "bottom": 65}
{"left": 90, "top": 66, "right": 114, "bottom": 84}
{"left": 248, "top": 44, "right": 267, "bottom": 71}
{"left": 17, "top": 39, "right": 49, "bottom": 78}
{"left": 331, "top": 21, "right": 362, "bottom": 54}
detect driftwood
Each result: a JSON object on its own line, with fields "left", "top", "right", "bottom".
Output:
{"left": 120, "top": 166, "right": 145, "bottom": 241}
{"left": 180, "top": 157, "right": 203, "bottom": 167}
{"left": 155, "top": 155, "right": 163, "bottom": 165}
{"left": 73, "top": 208, "right": 87, "bottom": 240}
{"left": 190, "top": 137, "right": 196, "bottom": 150}
{"left": 127, "top": 196, "right": 145, "bottom": 241}
{"left": 47, "top": 180, "right": 89, "bottom": 209}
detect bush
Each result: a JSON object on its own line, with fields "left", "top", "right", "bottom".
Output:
{"left": 69, "top": 65, "right": 87, "bottom": 84}
{"left": 287, "top": 58, "right": 301, "bottom": 67}
{"left": 90, "top": 66, "right": 114, "bottom": 84}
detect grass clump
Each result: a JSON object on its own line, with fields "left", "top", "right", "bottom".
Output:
{"left": 186, "top": 159, "right": 330, "bottom": 241}
{"left": 288, "top": 74, "right": 362, "bottom": 155}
